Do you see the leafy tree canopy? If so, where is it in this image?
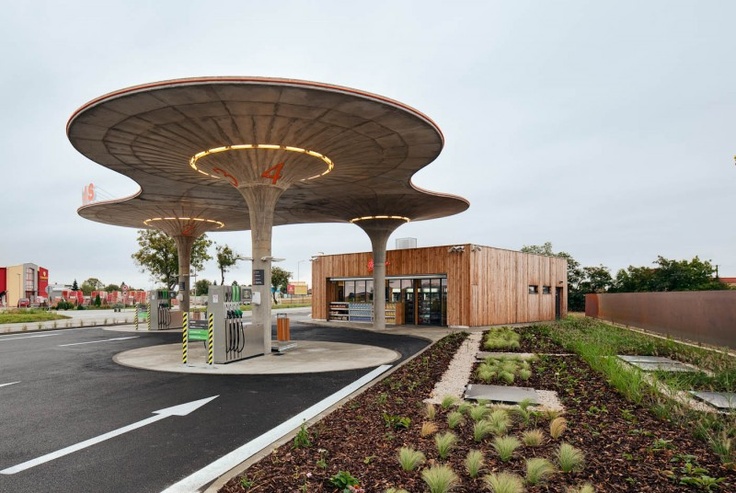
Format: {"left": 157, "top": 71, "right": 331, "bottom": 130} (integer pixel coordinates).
{"left": 71, "top": 279, "right": 79, "bottom": 291}
{"left": 195, "top": 279, "right": 212, "bottom": 296}
{"left": 131, "top": 230, "right": 213, "bottom": 291}
{"left": 215, "top": 244, "right": 244, "bottom": 285}
{"left": 271, "top": 266, "right": 292, "bottom": 304}
{"left": 80, "top": 277, "right": 104, "bottom": 295}
{"left": 104, "top": 284, "right": 120, "bottom": 293}
{"left": 611, "top": 256, "right": 726, "bottom": 292}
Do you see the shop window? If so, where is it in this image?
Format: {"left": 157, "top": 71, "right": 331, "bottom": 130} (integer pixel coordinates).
{"left": 542, "top": 286, "right": 551, "bottom": 294}
{"left": 528, "top": 285, "right": 539, "bottom": 294}
{"left": 345, "top": 281, "right": 356, "bottom": 301}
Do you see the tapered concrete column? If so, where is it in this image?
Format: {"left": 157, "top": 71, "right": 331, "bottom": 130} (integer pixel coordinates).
{"left": 238, "top": 185, "right": 284, "bottom": 354}
{"left": 354, "top": 218, "right": 409, "bottom": 330}
{"left": 173, "top": 235, "right": 195, "bottom": 314}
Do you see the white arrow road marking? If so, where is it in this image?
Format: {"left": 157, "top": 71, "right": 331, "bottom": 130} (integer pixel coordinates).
{"left": 0, "top": 382, "right": 20, "bottom": 388}
{"left": 161, "top": 365, "right": 393, "bottom": 493}
{"left": 59, "top": 336, "right": 140, "bottom": 347}
{"left": 0, "top": 395, "right": 218, "bottom": 475}
{"left": 0, "top": 333, "right": 58, "bottom": 342}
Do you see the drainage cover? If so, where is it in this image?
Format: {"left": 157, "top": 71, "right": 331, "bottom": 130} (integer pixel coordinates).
{"left": 464, "top": 384, "right": 538, "bottom": 404}
{"left": 618, "top": 355, "right": 697, "bottom": 372}
{"left": 690, "top": 391, "right": 736, "bottom": 410}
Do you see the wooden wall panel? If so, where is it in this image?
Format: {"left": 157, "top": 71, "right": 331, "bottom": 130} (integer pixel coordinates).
{"left": 313, "top": 244, "right": 567, "bottom": 327}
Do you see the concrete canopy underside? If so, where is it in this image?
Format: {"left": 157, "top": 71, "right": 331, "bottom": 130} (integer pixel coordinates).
{"left": 68, "top": 77, "right": 469, "bottom": 346}
{"left": 68, "top": 77, "right": 469, "bottom": 228}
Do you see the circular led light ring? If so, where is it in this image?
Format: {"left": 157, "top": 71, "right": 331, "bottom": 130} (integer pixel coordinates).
{"left": 189, "top": 144, "right": 334, "bottom": 182}
{"left": 349, "top": 215, "right": 411, "bottom": 223}
{"left": 143, "top": 217, "right": 225, "bottom": 229}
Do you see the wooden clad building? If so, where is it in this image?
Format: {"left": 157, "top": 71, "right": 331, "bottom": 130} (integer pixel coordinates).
{"left": 311, "top": 243, "right": 568, "bottom": 327}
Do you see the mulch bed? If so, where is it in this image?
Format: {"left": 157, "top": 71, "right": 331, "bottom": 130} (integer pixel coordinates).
{"left": 220, "top": 328, "right": 735, "bottom": 492}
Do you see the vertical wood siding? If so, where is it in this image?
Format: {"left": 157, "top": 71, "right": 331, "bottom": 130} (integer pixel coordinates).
{"left": 312, "top": 244, "right": 567, "bottom": 326}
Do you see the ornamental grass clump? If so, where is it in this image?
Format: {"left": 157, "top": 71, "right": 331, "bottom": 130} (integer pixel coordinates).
{"left": 492, "top": 435, "right": 521, "bottom": 462}
{"left": 483, "top": 327, "right": 521, "bottom": 350}
{"left": 473, "top": 419, "right": 495, "bottom": 442}
{"left": 397, "top": 446, "right": 426, "bottom": 472}
{"left": 421, "top": 421, "right": 439, "bottom": 437}
{"left": 521, "top": 429, "right": 545, "bottom": 447}
{"left": 421, "top": 464, "right": 460, "bottom": 493}
{"left": 447, "top": 411, "right": 465, "bottom": 429}
{"left": 435, "top": 431, "right": 458, "bottom": 460}
{"left": 525, "top": 457, "right": 556, "bottom": 485}
{"left": 440, "top": 395, "right": 458, "bottom": 410}
{"left": 425, "top": 402, "right": 437, "bottom": 420}
{"left": 488, "top": 409, "right": 512, "bottom": 436}
{"left": 464, "top": 449, "right": 484, "bottom": 478}
{"left": 483, "top": 471, "right": 525, "bottom": 493}
{"left": 550, "top": 416, "right": 568, "bottom": 439}
{"left": 556, "top": 442, "right": 585, "bottom": 473}
{"left": 469, "top": 404, "right": 489, "bottom": 422}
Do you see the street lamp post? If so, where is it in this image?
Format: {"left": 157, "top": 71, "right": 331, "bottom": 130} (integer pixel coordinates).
{"left": 297, "top": 260, "right": 308, "bottom": 282}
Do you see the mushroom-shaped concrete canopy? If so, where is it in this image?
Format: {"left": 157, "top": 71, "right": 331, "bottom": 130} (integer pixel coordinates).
{"left": 69, "top": 76, "right": 469, "bottom": 345}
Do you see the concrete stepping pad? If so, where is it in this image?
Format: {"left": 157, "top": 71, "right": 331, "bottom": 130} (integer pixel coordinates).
{"left": 464, "top": 384, "right": 539, "bottom": 404}
{"left": 618, "top": 355, "right": 698, "bottom": 372}
{"left": 690, "top": 391, "right": 736, "bottom": 410}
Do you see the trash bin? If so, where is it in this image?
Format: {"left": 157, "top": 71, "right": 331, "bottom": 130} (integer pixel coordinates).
{"left": 277, "top": 313, "right": 290, "bottom": 341}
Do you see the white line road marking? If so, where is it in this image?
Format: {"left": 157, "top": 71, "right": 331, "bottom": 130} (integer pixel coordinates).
{"left": 0, "top": 333, "right": 58, "bottom": 342}
{"left": 0, "top": 382, "right": 20, "bottom": 388}
{"left": 160, "top": 364, "right": 392, "bottom": 493}
{"left": 59, "top": 336, "right": 140, "bottom": 347}
{"left": 0, "top": 395, "right": 219, "bottom": 475}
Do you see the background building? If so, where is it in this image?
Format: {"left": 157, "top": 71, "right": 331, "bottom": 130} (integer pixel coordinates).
{"left": 0, "top": 263, "right": 49, "bottom": 307}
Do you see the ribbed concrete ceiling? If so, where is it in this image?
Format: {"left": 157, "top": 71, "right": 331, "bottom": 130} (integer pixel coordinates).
{"left": 69, "top": 77, "right": 469, "bottom": 231}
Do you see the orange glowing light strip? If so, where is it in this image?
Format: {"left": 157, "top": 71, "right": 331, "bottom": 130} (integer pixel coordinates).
{"left": 349, "top": 215, "right": 411, "bottom": 223}
{"left": 189, "top": 144, "right": 334, "bottom": 181}
{"left": 143, "top": 217, "right": 225, "bottom": 228}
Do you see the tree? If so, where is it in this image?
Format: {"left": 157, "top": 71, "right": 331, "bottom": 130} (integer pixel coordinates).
{"left": 104, "top": 284, "right": 120, "bottom": 293}
{"left": 215, "top": 244, "right": 243, "bottom": 285}
{"left": 94, "top": 293, "right": 101, "bottom": 307}
{"left": 271, "top": 266, "right": 292, "bottom": 304}
{"left": 71, "top": 279, "right": 79, "bottom": 291}
{"left": 80, "top": 277, "right": 104, "bottom": 296}
{"left": 611, "top": 256, "right": 727, "bottom": 292}
{"left": 195, "top": 279, "right": 212, "bottom": 296}
{"left": 131, "top": 230, "right": 213, "bottom": 290}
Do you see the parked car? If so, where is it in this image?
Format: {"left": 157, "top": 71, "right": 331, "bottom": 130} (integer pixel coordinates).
{"left": 17, "top": 298, "right": 30, "bottom": 307}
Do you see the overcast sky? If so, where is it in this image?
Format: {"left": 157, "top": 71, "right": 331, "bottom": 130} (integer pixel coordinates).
{"left": 1, "top": 0, "right": 734, "bottom": 290}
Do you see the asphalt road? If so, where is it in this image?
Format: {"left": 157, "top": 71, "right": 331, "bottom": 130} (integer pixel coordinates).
{"left": 0, "top": 320, "right": 428, "bottom": 493}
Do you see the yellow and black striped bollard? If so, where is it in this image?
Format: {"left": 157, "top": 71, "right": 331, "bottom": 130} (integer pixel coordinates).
{"left": 147, "top": 302, "right": 151, "bottom": 331}
{"left": 182, "top": 312, "right": 188, "bottom": 365}
{"left": 207, "top": 313, "right": 214, "bottom": 365}
{"left": 134, "top": 308, "right": 138, "bottom": 331}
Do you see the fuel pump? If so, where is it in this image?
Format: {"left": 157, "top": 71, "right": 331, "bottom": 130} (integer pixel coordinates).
{"left": 208, "top": 285, "right": 264, "bottom": 363}
{"left": 148, "top": 289, "right": 172, "bottom": 330}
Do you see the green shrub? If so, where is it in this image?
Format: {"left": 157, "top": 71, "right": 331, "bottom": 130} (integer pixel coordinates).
{"left": 329, "top": 470, "right": 360, "bottom": 489}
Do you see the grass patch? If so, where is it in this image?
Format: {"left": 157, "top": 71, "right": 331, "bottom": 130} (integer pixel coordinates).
{"left": 0, "top": 309, "right": 70, "bottom": 325}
